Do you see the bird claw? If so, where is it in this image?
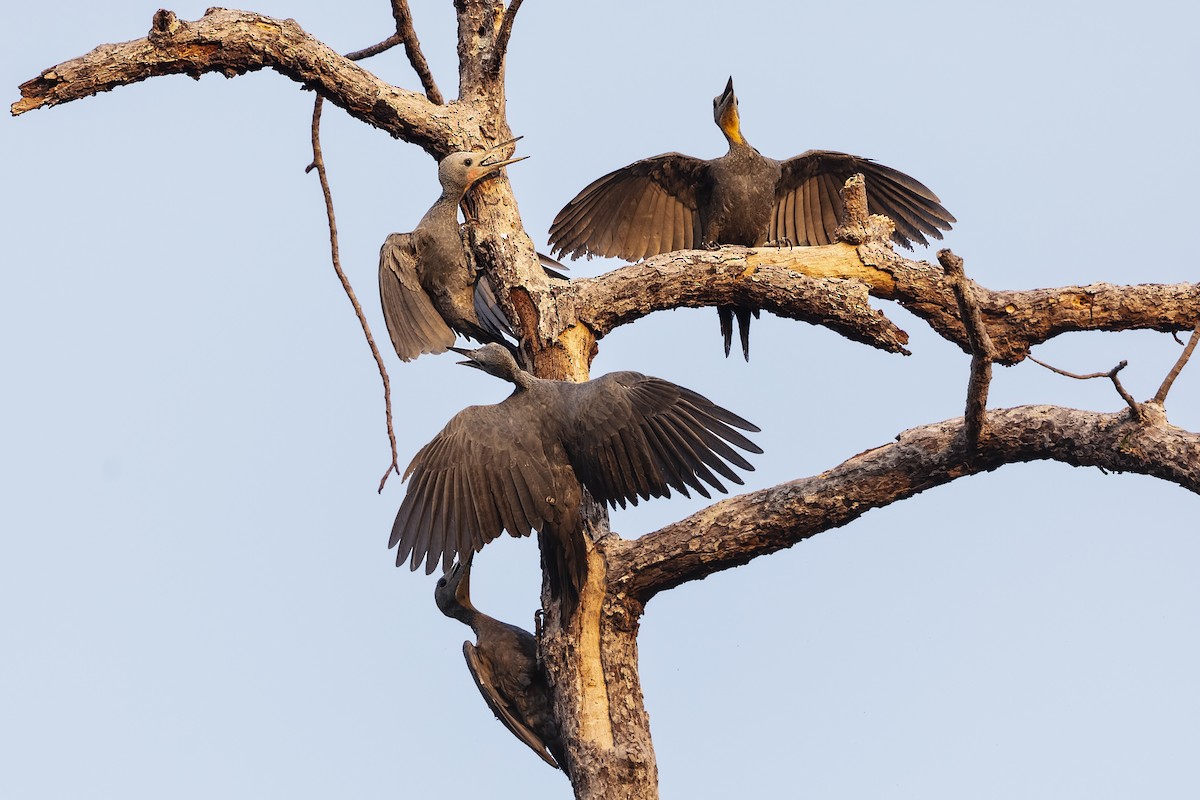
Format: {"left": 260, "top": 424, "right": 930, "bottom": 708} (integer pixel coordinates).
{"left": 702, "top": 240, "right": 723, "bottom": 251}
{"left": 765, "top": 237, "right": 793, "bottom": 249}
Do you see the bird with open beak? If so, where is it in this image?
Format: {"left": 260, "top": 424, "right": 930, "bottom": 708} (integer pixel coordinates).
{"left": 378, "top": 137, "right": 528, "bottom": 362}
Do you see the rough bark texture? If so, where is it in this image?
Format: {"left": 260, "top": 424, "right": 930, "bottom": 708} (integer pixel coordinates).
{"left": 14, "top": 7, "right": 1200, "bottom": 800}
{"left": 607, "top": 404, "right": 1200, "bottom": 603}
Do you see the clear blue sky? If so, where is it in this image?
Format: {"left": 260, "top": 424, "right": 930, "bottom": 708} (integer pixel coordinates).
{"left": 3, "top": 2, "right": 1198, "bottom": 798}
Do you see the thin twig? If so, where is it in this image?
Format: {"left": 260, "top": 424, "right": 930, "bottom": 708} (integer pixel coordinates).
{"left": 492, "top": 0, "right": 524, "bottom": 73}
{"left": 1026, "top": 355, "right": 1124, "bottom": 381}
{"left": 938, "top": 249, "right": 995, "bottom": 453}
{"left": 306, "top": 95, "right": 401, "bottom": 490}
{"left": 390, "top": 0, "right": 443, "bottom": 103}
{"left": 346, "top": 32, "right": 404, "bottom": 61}
{"left": 1027, "top": 355, "right": 1143, "bottom": 419}
{"left": 1152, "top": 322, "right": 1200, "bottom": 404}
{"left": 302, "top": 20, "right": 438, "bottom": 491}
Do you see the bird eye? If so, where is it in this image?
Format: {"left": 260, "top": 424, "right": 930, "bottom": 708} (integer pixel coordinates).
{"left": 436, "top": 577, "right": 447, "bottom": 587}
{"left": 463, "top": 158, "right": 473, "bottom": 166}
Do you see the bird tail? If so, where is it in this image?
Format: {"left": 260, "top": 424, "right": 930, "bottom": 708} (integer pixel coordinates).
{"left": 718, "top": 305, "right": 759, "bottom": 361}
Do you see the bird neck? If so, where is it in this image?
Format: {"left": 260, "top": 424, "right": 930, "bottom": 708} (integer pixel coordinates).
{"left": 510, "top": 370, "right": 538, "bottom": 391}
{"left": 448, "top": 599, "right": 480, "bottom": 628}
{"left": 718, "top": 106, "right": 748, "bottom": 148}
{"left": 431, "top": 192, "right": 463, "bottom": 218}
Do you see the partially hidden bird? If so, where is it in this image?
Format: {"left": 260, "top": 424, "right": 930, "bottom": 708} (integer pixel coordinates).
{"left": 547, "top": 77, "right": 956, "bottom": 360}
{"left": 378, "top": 138, "right": 528, "bottom": 362}
{"left": 389, "top": 343, "right": 762, "bottom": 599}
{"left": 436, "top": 555, "right": 565, "bottom": 770}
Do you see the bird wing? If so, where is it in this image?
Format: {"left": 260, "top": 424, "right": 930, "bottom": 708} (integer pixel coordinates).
{"left": 472, "top": 274, "right": 516, "bottom": 343}
{"left": 560, "top": 374, "right": 763, "bottom": 509}
{"left": 378, "top": 232, "right": 456, "bottom": 361}
{"left": 390, "top": 402, "right": 556, "bottom": 575}
{"left": 771, "top": 150, "right": 956, "bottom": 249}
{"left": 548, "top": 153, "right": 708, "bottom": 262}
{"left": 462, "top": 642, "right": 560, "bottom": 769}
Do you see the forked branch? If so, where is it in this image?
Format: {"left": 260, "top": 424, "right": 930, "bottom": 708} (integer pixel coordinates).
{"left": 1027, "top": 355, "right": 1142, "bottom": 419}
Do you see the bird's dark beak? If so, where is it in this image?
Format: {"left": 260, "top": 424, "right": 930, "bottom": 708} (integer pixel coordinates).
{"left": 457, "top": 554, "right": 473, "bottom": 597}
{"left": 479, "top": 135, "right": 529, "bottom": 170}
{"left": 450, "top": 346, "right": 484, "bottom": 369}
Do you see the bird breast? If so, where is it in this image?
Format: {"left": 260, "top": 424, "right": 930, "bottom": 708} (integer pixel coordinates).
{"left": 703, "top": 149, "right": 782, "bottom": 246}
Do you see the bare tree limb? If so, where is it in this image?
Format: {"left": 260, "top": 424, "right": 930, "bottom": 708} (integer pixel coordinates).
{"left": 939, "top": 249, "right": 995, "bottom": 451}
{"left": 1026, "top": 356, "right": 1142, "bottom": 418}
{"left": 871, "top": 244, "right": 1200, "bottom": 363}
{"left": 1153, "top": 322, "right": 1200, "bottom": 405}
{"left": 492, "top": 0, "right": 524, "bottom": 73}
{"left": 345, "top": 33, "right": 405, "bottom": 62}
{"left": 389, "top": 0, "right": 444, "bottom": 103}
{"left": 567, "top": 242, "right": 1200, "bottom": 366}
{"left": 611, "top": 404, "right": 1200, "bottom": 603}
{"left": 11, "top": 9, "right": 463, "bottom": 154}
{"left": 569, "top": 246, "right": 911, "bottom": 355}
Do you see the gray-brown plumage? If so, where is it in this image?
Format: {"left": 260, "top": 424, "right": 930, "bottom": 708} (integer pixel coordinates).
{"left": 389, "top": 343, "right": 762, "bottom": 597}
{"left": 435, "top": 556, "right": 565, "bottom": 770}
{"left": 548, "top": 77, "right": 956, "bottom": 360}
{"left": 378, "top": 139, "right": 527, "bottom": 362}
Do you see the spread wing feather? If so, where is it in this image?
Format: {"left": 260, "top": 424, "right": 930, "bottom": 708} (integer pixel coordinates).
{"left": 378, "top": 233, "right": 456, "bottom": 362}
{"left": 771, "top": 150, "right": 956, "bottom": 250}
{"left": 548, "top": 154, "right": 708, "bottom": 262}
{"left": 560, "top": 373, "right": 760, "bottom": 509}
{"left": 390, "top": 403, "right": 556, "bottom": 574}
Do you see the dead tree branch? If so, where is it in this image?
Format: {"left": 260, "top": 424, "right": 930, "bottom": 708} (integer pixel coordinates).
{"left": 939, "top": 249, "right": 996, "bottom": 450}
{"left": 1026, "top": 356, "right": 1142, "bottom": 418}
{"left": 570, "top": 247, "right": 911, "bottom": 354}
{"left": 568, "top": 243, "right": 1199, "bottom": 365}
{"left": 389, "top": 0, "right": 443, "bottom": 103}
{"left": 12, "top": 8, "right": 460, "bottom": 154}
{"left": 1153, "top": 322, "right": 1200, "bottom": 405}
{"left": 492, "top": 0, "right": 525, "bottom": 74}
{"left": 610, "top": 404, "right": 1200, "bottom": 603}
{"left": 305, "top": 96, "right": 400, "bottom": 490}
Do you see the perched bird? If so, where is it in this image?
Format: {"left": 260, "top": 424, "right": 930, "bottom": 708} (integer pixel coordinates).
{"left": 378, "top": 138, "right": 528, "bottom": 362}
{"left": 548, "top": 77, "right": 956, "bottom": 360}
{"left": 389, "top": 343, "right": 762, "bottom": 598}
{"left": 435, "top": 555, "right": 565, "bottom": 769}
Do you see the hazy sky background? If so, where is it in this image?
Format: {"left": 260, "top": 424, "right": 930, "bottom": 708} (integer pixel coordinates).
{"left": 4, "top": 2, "right": 1198, "bottom": 798}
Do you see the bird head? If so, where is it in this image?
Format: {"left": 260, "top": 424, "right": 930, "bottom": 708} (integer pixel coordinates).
{"left": 450, "top": 343, "right": 523, "bottom": 381}
{"left": 438, "top": 136, "right": 529, "bottom": 196}
{"left": 712, "top": 77, "right": 745, "bottom": 145}
{"left": 434, "top": 555, "right": 476, "bottom": 620}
